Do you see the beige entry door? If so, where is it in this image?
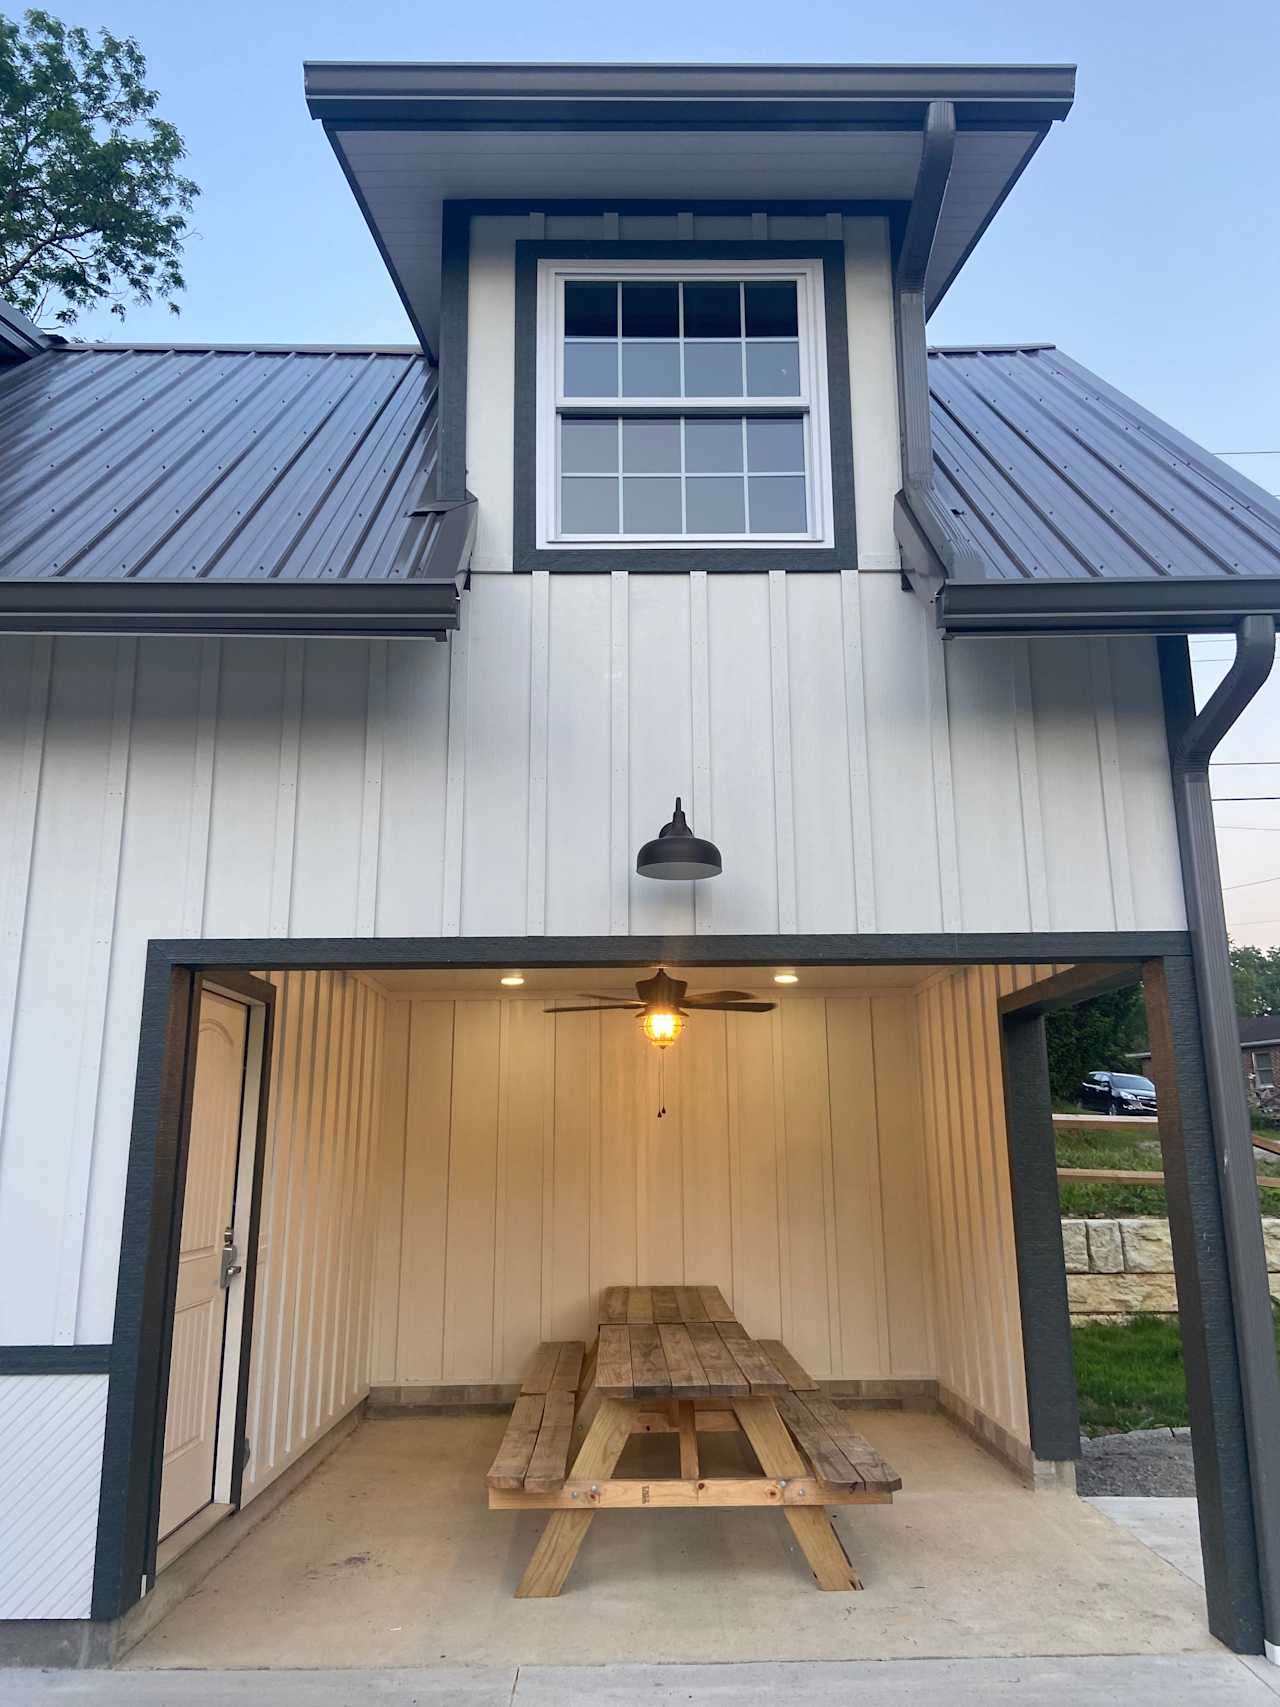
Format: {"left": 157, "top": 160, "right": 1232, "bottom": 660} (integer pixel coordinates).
{"left": 158, "top": 991, "right": 251, "bottom": 1541}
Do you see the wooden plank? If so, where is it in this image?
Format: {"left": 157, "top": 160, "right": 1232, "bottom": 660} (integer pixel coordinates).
{"left": 490, "top": 1478, "right": 895, "bottom": 1510}
{"left": 1057, "top": 1165, "right": 1280, "bottom": 1190}
{"left": 757, "top": 1339, "right": 819, "bottom": 1392}
{"left": 629, "top": 1407, "right": 739, "bottom": 1434}
{"left": 733, "top": 1397, "right": 861, "bottom": 1590}
{"left": 677, "top": 1400, "right": 699, "bottom": 1479}
{"left": 486, "top": 1394, "right": 545, "bottom": 1490}
{"left": 628, "top": 1322, "right": 672, "bottom": 1397}
{"left": 716, "top": 1324, "right": 789, "bottom": 1395}
{"left": 687, "top": 1321, "right": 750, "bottom": 1395}
{"left": 675, "top": 1286, "right": 708, "bottom": 1322}
{"left": 657, "top": 1323, "right": 710, "bottom": 1398}
{"left": 599, "top": 1286, "right": 628, "bottom": 1325}
{"left": 520, "top": 1343, "right": 560, "bottom": 1396}
{"left": 626, "top": 1285, "right": 654, "bottom": 1323}
{"left": 524, "top": 1388, "right": 577, "bottom": 1492}
{"left": 795, "top": 1393, "right": 902, "bottom": 1491}
{"left": 698, "top": 1284, "right": 735, "bottom": 1322}
{"left": 551, "top": 1341, "right": 585, "bottom": 1392}
{"left": 652, "top": 1284, "right": 681, "bottom": 1322}
{"left": 775, "top": 1391, "right": 861, "bottom": 1488}
{"left": 514, "top": 1398, "right": 634, "bottom": 1597}
{"left": 594, "top": 1324, "right": 635, "bottom": 1397}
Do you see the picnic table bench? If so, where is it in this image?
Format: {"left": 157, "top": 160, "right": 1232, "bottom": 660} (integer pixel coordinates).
{"left": 487, "top": 1284, "right": 901, "bottom": 1597}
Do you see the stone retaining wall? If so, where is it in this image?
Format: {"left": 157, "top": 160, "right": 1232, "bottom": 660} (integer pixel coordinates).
{"left": 1062, "top": 1217, "right": 1280, "bottom": 1318}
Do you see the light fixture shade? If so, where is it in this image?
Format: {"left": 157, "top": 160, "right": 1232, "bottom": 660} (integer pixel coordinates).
{"left": 641, "top": 1009, "right": 684, "bottom": 1047}
{"left": 636, "top": 797, "right": 722, "bottom": 881}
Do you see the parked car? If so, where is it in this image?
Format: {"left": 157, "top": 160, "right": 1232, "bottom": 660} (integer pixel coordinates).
{"left": 1078, "top": 1071, "right": 1158, "bottom": 1116}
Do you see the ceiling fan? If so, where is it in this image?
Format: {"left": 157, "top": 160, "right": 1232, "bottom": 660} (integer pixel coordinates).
{"left": 545, "top": 967, "right": 775, "bottom": 1046}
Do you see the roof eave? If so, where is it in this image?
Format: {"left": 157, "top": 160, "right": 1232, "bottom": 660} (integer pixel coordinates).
{"left": 936, "top": 577, "right": 1280, "bottom": 638}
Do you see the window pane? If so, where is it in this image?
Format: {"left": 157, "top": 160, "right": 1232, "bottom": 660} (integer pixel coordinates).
{"left": 622, "top": 282, "right": 678, "bottom": 338}
{"left": 684, "top": 342, "right": 743, "bottom": 397}
{"left": 561, "top": 417, "right": 618, "bottom": 474}
{"left": 623, "top": 476, "right": 682, "bottom": 533}
{"left": 746, "top": 417, "right": 805, "bottom": 473}
{"left": 564, "top": 281, "right": 617, "bottom": 337}
{"left": 564, "top": 341, "right": 618, "bottom": 397}
{"left": 686, "top": 476, "right": 746, "bottom": 534}
{"left": 748, "top": 475, "right": 807, "bottom": 533}
{"left": 746, "top": 341, "right": 801, "bottom": 396}
{"left": 685, "top": 418, "right": 743, "bottom": 473}
{"left": 621, "top": 341, "right": 680, "bottom": 397}
{"left": 623, "top": 417, "right": 680, "bottom": 473}
{"left": 561, "top": 477, "right": 619, "bottom": 533}
{"left": 744, "top": 281, "right": 799, "bottom": 338}
{"left": 683, "top": 282, "right": 741, "bottom": 338}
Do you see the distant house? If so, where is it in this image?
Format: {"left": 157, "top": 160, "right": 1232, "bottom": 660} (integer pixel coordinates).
{"left": 1133, "top": 1014, "right": 1280, "bottom": 1095}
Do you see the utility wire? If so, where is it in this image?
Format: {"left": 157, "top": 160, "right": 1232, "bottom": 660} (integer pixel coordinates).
{"left": 1225, "top": 875, "right": 1280, "bottom": 891}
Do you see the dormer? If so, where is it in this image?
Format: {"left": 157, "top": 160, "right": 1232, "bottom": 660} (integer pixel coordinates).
{"left": 305, "top": 62, "right": 1075, "bottom": 579}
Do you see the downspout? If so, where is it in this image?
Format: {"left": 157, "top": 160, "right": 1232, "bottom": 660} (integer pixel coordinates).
{"left": 892, "top": 102, "right": 987, "bottom": 592}
{"left": 1166, "top": 612, "right": 1280, "bottom": 1660}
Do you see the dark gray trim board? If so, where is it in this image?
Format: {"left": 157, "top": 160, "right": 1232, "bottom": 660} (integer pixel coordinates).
{"left": 936, "top": 577, "right": 1280, "bottom": 637}
{"left": 0, "top": 1345, "right": 111, "bottom": 1374}
{"left": 435, "top": 203, "right": 471, "bottom": 493}
{"left": 512, "top": 239, "right": 856, "bottom": 572}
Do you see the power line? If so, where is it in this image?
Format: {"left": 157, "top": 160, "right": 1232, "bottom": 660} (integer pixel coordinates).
{"left": 1224, "top": 876, "right": 1280, "bottom": 891}
{"left": 1212, "top": 760, "right": 1280, "bottom": 766}
{"left": 1216, "top": 825, "right": 1280, "bottom": 832}
{"left": 1212, "top": 450, "right": 1280, "bottom": 456}
{"left": 1214, "top": 796, "right": 1280, "bottom": 802}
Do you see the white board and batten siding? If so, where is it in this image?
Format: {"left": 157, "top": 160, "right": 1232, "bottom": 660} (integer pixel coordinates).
{"left": 368, "top": 990, "right": 933, "bottom": 1389}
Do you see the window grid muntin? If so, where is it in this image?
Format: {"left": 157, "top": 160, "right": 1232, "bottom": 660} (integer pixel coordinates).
{"left": 540, "top": 257, "right": 833, "bottom": 551}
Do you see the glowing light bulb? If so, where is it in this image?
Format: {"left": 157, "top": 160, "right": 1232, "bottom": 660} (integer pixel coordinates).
{"left": 773, "top": 972, "right": 799, "bottom": 985}
{"left": 642, "top": 1009, "right": 684, "bottom": 1048}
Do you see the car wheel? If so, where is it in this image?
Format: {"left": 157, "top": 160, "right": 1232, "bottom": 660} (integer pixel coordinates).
{"left": 1108, "top": 1098, "right": 1122, "bottom": 1117}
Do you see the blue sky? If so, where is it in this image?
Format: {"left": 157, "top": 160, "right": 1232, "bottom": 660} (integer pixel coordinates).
{"left": 48, "top": 0, "right": 1280, "bottom": 944}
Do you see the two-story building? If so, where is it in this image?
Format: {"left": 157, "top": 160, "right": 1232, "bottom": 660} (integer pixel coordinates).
{"left": 3, "top": 59, "right": 1280, "bottom": 1674}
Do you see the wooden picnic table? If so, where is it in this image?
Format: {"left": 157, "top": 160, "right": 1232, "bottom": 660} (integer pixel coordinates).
{"left": 487, "top": 1284, "right": 901, "bottom": 1598}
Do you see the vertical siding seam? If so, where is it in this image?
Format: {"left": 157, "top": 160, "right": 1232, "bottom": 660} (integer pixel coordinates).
{"left": 441, "top": 626, "right": 469, "bottom": 936}
{"left": 180, "top": 637, "right": 220, "bottom": 938}
{"left": 1010, "top": 640, "right": 1051, "bottom": 932}
{"left": 539, "top": 1007, "right": 556, "bottom": 1342}
{"left": 609, "top": 572, "right": 630, "bottom": 935}
{"left": 0, "top": 635, "right": 51, "bottom": 1178}
{"left": 839, "top": 571, "right": 878, "bottom": 931}
{"left": 926, "top": 631, "right": 963, "bottom": 931}
{"left": 768, "top": 572, "right": 798, "bottom": 932}
{"left": 356, "top": 641, "right": 387, "bottom": 936}
{"left": 268, "top": 640, "right": 304, "bottom": 938}
{"left": 724, "top": 1017, "right": 744, "bottom": 1315}
{"left": 817, "top": 999, "right": 844, "bottom": 1378}
{"left": 492, "top": 1001, "right": 511, "bottom": 1383}
{"left": 978, "top": 964, "right": 1025, "bottom": 1433}
{"left": 863, "top": 999, "right": 894, "bottom": 1374}
{"left": 525, "top": 571, "right": 550, "bottom": 935}
{"left": 437, "top": 1003, "right": 457, "bottom": 1377}
{"left": 1091, "top": 638, "right": 1136, "bottom": 930}
{"left": 689, "top": 571, "right": 714, "bottom": 935}
{"left": 56, "top": 636, "right": 135, "bottom": 1342}
{"left": 770, "top": 1006, "right": 794, "bottom": 1347}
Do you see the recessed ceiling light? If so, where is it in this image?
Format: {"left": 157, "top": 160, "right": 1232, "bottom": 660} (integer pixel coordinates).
{"left": 773, "top": 972, "right": 799, "bottom": 985}
{"left": 500, "top": 974, "right": 526, "bottom": 987}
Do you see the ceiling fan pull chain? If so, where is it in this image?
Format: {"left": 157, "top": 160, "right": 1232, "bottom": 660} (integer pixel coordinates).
{"left": 657, "top": 1052, "right": 667, "bottom": 1120}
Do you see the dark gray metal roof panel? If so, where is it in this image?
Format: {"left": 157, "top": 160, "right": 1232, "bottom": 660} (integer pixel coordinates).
{"left": 0, "top": 297, "right": 50, "bottom": 365}
{"left": 928, "top": 345, "right": 1280, "bottom": 586}
{"left": 0, "top": 343, "right": 454, "bottom": 588}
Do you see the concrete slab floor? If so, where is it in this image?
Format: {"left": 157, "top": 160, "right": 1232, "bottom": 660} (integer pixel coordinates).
{"left": 122, "top": 1408, "right": 1220, "bottom": 1670}
{"left": 1087, "top": 1498, "right": 1206, "bottom": 1588}
{"left": 6, "top": 1656, "right": 1280, "bottom": 1705}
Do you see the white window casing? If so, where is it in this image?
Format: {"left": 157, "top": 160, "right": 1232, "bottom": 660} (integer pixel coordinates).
{"left": 535, "top": 257, "right": 836, "bottom": 552}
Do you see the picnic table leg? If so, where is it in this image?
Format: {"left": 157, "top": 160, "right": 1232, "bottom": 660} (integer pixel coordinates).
{"left": 515, "top": 1397, "right": 633, "bottom": 1599}
{"left": 732, "top": 1396, "right": 861, "bottom": 1591}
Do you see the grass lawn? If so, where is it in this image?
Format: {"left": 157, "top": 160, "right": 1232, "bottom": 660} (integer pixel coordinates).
{"left": 1073, "top": 1309, "right": 1280, "bottom": 1435}
{"left": 1055, "top": 1121, "right": 1280, "bottom": 1218}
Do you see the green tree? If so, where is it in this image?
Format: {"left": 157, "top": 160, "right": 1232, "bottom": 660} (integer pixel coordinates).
{"left": 0, "top": 9, "right": 198, "bottom": 324}
{"left": 1045, "top": 985, "right": 1147, "bottom": 1105}
{"left": 1230, "top": 942, "right": 1280, "bottom": 1018}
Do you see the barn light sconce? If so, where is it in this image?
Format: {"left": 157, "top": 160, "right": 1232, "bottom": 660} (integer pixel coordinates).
{"left": 636, "top": 797, "right": 722, "bottom": 881}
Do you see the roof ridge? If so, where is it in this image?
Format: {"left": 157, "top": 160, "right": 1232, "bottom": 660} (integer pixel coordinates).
{"left": 49, "top": 341, "right": 427, "bottom": 356}
{"left": 927, "top": 342, "right": 1056, "bottom": 355}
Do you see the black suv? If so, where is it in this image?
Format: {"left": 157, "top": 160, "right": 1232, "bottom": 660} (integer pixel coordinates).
{"left": 1078, "top": 1070, "right": 1158, "bottom": 1116}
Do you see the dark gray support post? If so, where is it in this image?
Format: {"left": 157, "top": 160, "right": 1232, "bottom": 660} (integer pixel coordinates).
{"left": 1144, "top": 955, "right": 1265, "bottom": 1653}
{"left": 999, "top": 1009, "right": 1081, "bottom": 1461}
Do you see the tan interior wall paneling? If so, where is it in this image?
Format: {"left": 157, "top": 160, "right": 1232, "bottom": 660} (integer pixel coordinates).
{"left": 916, "top": 966, "right": 1030, "bottom": 1446}
{"left": 243, "top": 970, "right": 385, "bottom": 1500}
{"left": 373, "top": 990, "right": 939, "bottom": 1386}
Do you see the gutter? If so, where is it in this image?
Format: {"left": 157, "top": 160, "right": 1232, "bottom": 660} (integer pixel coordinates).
{"left": 937, "top": 576, "right": 1280, "bottom": 636}
{"left": 1162, "top": 615, "right": 1280, "bottom": 1661}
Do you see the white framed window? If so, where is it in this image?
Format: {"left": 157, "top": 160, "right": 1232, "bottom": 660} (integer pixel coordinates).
{"left": 1253, "top": 1050, "right": 1275, "bottom": 1089}
{"left": 534, "top": 257, "right": 836, "bottom": 551}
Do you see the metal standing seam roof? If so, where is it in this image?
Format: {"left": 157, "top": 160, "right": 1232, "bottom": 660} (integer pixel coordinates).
{"left": 927, "top": 344, "right": 1280, "bottom": 584}
{"left": 0, "top": 341, "right": 471, "bottom": 635}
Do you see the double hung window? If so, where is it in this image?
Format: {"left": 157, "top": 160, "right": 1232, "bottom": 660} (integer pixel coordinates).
{"left": 536, "top": 258, "right": 834, "bottom": 550}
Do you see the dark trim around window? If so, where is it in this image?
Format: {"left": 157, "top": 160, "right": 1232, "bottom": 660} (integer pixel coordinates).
{"left": 512, "top": 240, "right": 856, "bottom": 572}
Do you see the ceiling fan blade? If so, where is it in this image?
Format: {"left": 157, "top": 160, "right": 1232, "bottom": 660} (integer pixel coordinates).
{"left": 689, "top": 1000, "right": 777, "bottom": 1013}
{"left": 544, "top": 1002, "right": 642, "bottom": 1013}
{"left": 684, "top": 990, "right": 757, "bottom": 1005}
{"left": 580, "top": 993, "right": 646, "bottom": 1004}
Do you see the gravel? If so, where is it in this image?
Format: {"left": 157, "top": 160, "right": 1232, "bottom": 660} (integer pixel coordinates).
{"left": 1075, "top": 1427, "right": 1198, "bottom": 1497}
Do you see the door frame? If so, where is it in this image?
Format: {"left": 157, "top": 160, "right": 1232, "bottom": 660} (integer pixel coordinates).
{"left": 133, "top": 969, "right": 275, "bottom": 1594}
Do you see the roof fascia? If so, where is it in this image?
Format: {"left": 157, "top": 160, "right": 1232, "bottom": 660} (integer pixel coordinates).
{"left": 0, "top": 297, "right": 50, "bottom": 363}
{"left": 936, "top": 577, "right": 1280, "bottom": 637}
